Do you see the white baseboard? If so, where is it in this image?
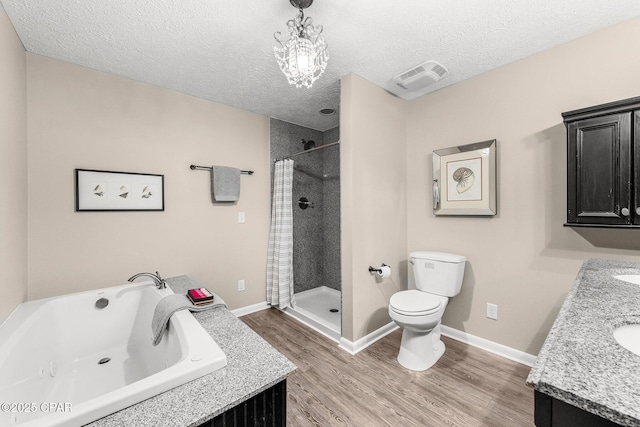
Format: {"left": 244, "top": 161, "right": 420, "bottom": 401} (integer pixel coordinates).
{"left": 338, "top": 323, "right": 536, "bottom": 366}
{"left": 229, "top": 301, "right": 538, "bottom": 367}
{"left": 339, "top": 322, "right": 399, "bottom": 355}
{"left": 441, "top": 325, "right": 537, "bottom": 367}
{"left": 231, "top": 301, "right": 269, "bottom": 318}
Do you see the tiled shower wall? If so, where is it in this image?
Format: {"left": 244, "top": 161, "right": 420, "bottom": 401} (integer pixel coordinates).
{"left": 270, "top": 118, "right": 341, "bottom": 293}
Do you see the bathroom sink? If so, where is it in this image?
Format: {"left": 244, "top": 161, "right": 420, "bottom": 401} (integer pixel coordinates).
{"left": 614, "top": 275, "right": 640, "bottom": 285}
{"left": 613, "top": 324, "right": 640, "bottom": 356}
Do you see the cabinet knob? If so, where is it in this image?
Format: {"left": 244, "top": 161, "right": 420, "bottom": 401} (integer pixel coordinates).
{"left": 636, "top": 207, "right": 640, "bottom": 216}
{"left": 622, "top": 207, "right": 630, "bottom": 217}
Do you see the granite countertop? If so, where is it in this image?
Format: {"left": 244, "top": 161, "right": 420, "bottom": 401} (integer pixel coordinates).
{"left": 527, "top": 259, "right": 640, "bottom": 426}
{"left": 85, "top": 275, "right": 296, "bottom": 427}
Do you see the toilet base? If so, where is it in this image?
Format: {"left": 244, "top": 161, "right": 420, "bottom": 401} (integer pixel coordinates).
{"left": 397, "top": 324, "right": 445, "bottom": 371}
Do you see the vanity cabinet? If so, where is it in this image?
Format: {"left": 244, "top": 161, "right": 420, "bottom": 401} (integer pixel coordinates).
{"left": 535, "top": 391, "right": 622, "bottom": 427}
{"left": 563, "top": 96, "right": 640, "bottom": 228}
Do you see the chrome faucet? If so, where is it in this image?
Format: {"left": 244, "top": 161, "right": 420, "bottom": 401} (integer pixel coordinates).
{"left": 128, "top": 271, "right": 166, "bottom": 289}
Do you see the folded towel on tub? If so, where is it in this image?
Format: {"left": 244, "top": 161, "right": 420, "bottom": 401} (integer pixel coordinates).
{"left": 211, "top": 166, "right": 241, "bottom": 202}
{"left": 152, "top": 293, "right": 227, "bottom": 345}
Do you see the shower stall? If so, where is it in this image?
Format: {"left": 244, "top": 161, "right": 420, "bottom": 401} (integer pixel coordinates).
{"left": 270, "top": 119, "right": 341, "bottom": 341}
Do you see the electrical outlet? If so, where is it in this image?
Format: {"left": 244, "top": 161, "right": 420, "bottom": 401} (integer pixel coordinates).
{"left": 238, "top": 279, "right": 245, "bottom": 292}
{"left": 486, "top": 303, "right": 498, "bottom": 320}
{"left": 238, "top": 212, "right": 245, "bottom": 223}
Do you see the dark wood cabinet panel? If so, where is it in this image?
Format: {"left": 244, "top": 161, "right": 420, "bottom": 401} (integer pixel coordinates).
{"left": 567, "top": 113, "right": 631, "bottom": 225}
{"left": 634, "top": 110, "right": 640, "bottom": 225}
{"left": 534, "top": 391, "right": 622, "bottom": 427}
{"left": 563, "top": 97, "right": 640, "bottom": 228}
{"left": 198, "top": 380, "right": 287, "bottom": 427}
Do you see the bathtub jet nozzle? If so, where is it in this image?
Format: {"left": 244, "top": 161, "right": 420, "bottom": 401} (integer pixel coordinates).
{"left": 95, "top": 298, "right": 109, "bottom": 309}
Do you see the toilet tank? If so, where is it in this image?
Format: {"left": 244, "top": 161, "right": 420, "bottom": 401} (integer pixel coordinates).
{"left": 410, "top": 251, "right": 466, "bottom": 297}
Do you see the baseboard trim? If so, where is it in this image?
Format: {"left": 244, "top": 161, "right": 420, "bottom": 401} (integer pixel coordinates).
{"left": 441, "top": 325, "right": 537, "bottom": 367}
{"left": 339, "top": 322, "right": 399, "bottom": 355}
{"left": 231, "top": 301, "right": 269, "bottom": 318}
{"left": 230, "top": 302, "right": 538, "bottom": 367}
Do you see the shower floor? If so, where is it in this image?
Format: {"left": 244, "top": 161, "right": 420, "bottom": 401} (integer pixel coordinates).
{"left": 284, "top": 286, "right": 341, "bottom": 342}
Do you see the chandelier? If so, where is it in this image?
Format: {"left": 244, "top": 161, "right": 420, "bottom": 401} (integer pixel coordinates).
{"left": 273, "top": 0, "right": 329, "bottom": 88}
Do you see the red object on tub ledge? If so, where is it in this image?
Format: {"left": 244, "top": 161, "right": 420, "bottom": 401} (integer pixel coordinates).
{"left": 187, "top": 287, "right": 214, "bottom": 305}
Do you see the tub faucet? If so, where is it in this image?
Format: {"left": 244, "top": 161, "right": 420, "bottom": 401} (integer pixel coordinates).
{"left": 128, "top": 271, "right": 166, "bottom": 289}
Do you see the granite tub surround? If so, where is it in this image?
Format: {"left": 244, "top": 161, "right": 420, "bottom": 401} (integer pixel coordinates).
{"left": 86, "top": 275, "right": 296, "bottom": 427}
{"left": 527, "top": 259, "right": 640, "bottom": 426}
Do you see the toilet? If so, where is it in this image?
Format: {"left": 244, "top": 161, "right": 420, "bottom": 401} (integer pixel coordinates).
{"left": 388, "top": 251, "right": 466, "bottom": 371}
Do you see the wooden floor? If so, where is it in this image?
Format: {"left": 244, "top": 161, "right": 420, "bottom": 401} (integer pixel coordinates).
{"left": 241, "top": 308, "right": 535, "bottom": 427}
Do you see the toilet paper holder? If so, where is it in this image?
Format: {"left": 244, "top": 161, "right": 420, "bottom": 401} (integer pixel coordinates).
{"left": 368, "top": 264, "right": 389, "bottom": 274}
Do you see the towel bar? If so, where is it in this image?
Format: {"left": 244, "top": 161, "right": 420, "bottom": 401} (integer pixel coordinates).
{"left": 190, "top": 165, "right": 254, "bottom": 175}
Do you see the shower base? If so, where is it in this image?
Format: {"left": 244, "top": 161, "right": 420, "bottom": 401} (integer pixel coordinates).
{"left": 283, "top": 286, "right": 341, "bottom": 342}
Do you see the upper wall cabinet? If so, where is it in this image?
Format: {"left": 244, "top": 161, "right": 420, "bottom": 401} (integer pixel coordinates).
{"left": 563, "top": 96, "right": 640, "bottom": 228}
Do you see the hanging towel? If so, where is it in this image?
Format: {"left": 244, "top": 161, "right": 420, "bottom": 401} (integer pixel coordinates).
{"left": 151, "top": 293, "right": 227, "bottom": 345}
{"left": 211, "top": 166, "right": 241, "bottom": 202}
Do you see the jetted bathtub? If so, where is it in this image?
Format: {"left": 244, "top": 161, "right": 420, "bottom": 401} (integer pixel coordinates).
{"left": 0, "top": 280, "right": 227, "bottom": 426}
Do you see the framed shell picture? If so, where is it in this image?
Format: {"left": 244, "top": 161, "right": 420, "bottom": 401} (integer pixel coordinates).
{"left": 75, "top": 169, "right": 164, "bottom": 212}
{"left": 432, "top": 140, "right": 496, "bottom": 216}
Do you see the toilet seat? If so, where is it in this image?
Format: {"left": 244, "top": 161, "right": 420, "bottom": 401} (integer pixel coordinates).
{"left": 389, "top": 290, "right": 444, "bottom": 316}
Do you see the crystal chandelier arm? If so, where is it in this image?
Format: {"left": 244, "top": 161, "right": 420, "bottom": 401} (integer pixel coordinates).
{"left": 273, "top": 31, "right": 285, "bottom": 46}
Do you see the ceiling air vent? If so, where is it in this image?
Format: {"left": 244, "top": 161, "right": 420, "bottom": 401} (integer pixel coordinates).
{"left": 392, "top": 61, "right": 449, "bottom": 91}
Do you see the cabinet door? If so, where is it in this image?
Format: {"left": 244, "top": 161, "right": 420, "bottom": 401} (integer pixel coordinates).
{"left": 634, "top": 111, "right": 640, "bottom": 225}
{"left": 567, "top": 112, "right": 631, "bottom": 225}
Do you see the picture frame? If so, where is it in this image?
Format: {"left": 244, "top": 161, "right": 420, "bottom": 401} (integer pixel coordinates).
{"left": 75, "top": 169, "right": 164, "bottom": 212}
{"left": 432, "top": 140, "right": 496, "bottom": 216}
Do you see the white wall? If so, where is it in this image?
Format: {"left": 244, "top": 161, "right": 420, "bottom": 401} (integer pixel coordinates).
{"left": 0, "top": 5, "right": 27, "bottom": 320}
{"left": 407, "top": 18, "right": 640, "bottom": 354}
{"left": 27, "top": 54, "right": 271, "bottom": 309}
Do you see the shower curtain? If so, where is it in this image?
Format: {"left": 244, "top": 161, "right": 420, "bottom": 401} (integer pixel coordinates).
{"left": 266, "top": 159, "right": 295, "bottom": 309}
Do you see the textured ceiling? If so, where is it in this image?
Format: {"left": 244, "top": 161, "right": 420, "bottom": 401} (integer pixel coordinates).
{"left": 2, "top": 1, "right": 640, "bottom": 131}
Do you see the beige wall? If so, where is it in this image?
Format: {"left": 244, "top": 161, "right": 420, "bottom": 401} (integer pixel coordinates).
{"left": 341, "top": 74, "right": 408, "bottom": 342}
{"left": 0, "top": 6, "right": 27, "bottom": 320}
{"left": 27, "top": 54, "right": 271, "bottom": 309}
{"left": 407, "top": 18, "right": 640, "bottom": 354}
{"left": 8, "top": 13, "right": 640, "bottom": 356}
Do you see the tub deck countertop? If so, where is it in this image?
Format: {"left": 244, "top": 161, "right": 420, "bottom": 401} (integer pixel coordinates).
{"left": 85, "top": 275, "right": 297, "bottom": 427}
{"left": 527, "top": 259, "right": 640, "bottom": 426}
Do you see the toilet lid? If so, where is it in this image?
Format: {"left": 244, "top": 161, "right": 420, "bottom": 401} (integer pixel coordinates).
{"left": 390, "top": 290, "right": 443, "bottom": 316}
